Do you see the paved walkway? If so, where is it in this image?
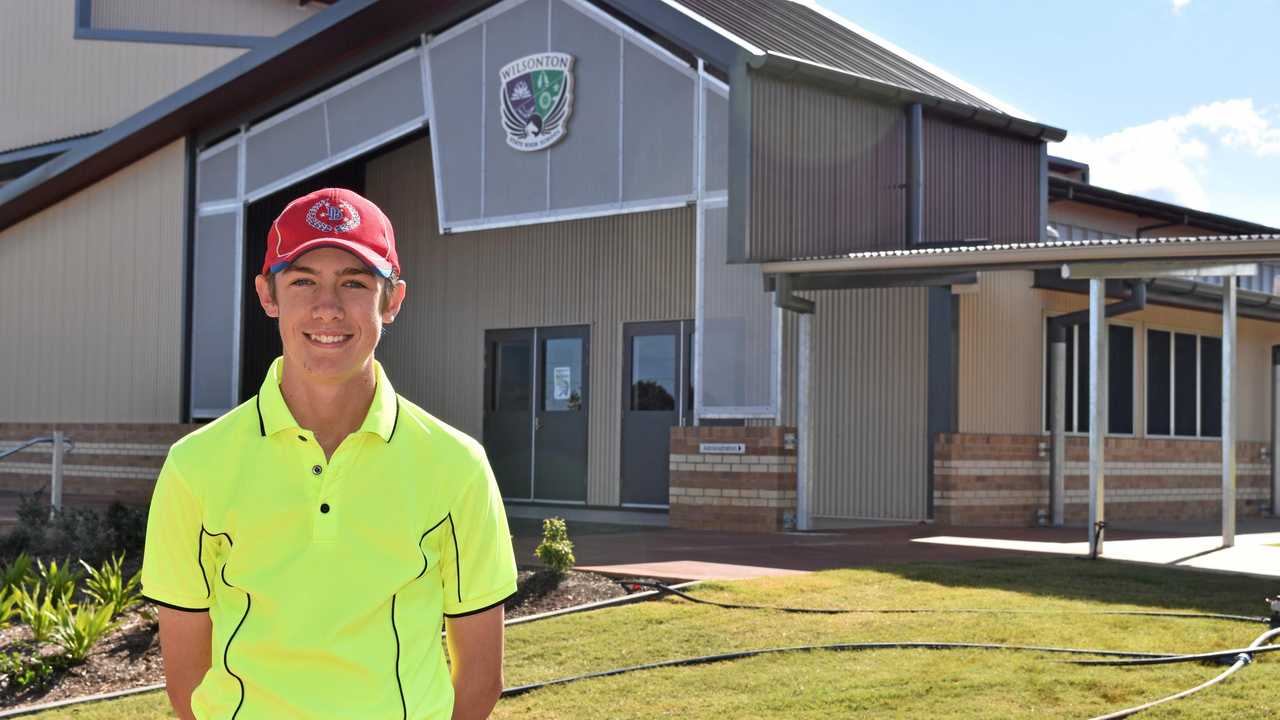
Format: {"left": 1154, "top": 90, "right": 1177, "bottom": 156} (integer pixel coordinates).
{"left": 509, "top": 515, "right": 1280, "bottom": 581}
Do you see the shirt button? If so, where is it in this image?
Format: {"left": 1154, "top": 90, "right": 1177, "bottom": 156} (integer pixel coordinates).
{"left": 311, "top": 464, "right": 322, "bottom": 475}
{"left": 298, "top": 435, "right": 307, "bottom": 442}
{"left": 320, "top": 503, "right": 330, "bottom": 513}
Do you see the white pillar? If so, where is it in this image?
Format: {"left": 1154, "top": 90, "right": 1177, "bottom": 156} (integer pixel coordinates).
{"left": 50, "top": 431, "right": 65, "bottom": 520}
{"left": 1088, "top": 279, "right": 1106, "bottom": 557}
{"left": 797, "top": 313, "right": 812, "bottom": 531}
{"left": 1223, "top": 277, "right": 1237, "bottom": 547}
{"left": 1052, "top": 337, "right": 1067, "bottom": 526}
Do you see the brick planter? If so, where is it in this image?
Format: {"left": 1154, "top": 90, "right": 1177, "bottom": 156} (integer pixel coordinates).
{"left": 668, "top": 426, "right": 797, "bottom": 533}
{"left": 933, "top": 433, "right": 1272, "bottom": 527}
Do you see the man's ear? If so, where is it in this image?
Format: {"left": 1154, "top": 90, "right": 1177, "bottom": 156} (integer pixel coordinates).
{"left": 382, "top": 279, "right": 407, "bottom": 324}
{"left": 254, "top": 274, "right": 279, "bottom": 318}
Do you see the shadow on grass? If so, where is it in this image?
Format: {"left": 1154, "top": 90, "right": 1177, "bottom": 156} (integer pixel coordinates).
{"left": 868, "top": 556, "right": 1279, "bottom": 617}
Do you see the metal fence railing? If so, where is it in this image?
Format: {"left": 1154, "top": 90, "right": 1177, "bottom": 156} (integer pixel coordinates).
{"left": 0, "top": 432, "right": 75, "bottom": 520}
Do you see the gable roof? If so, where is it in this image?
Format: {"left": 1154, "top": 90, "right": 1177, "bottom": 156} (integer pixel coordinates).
{"left": 0, "top": 0, "right": 1063, "bottom": 233}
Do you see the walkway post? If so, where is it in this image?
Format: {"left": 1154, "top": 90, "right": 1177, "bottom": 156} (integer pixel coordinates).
{"left": 1088, "top": 279, "right": 1106, "bottom": 557}
{"left": 50, "top": 430, "right": 64, "bottom": 520}
{"left": 1223, "top": 277, "right": 1237, "bottom": 547}
{"left": 1051, "top": 326, "right": 1067, "bottom": 526}
{"left": 797, "top": 312, "right": 812, "bottom": 531}
{"left": 1272, "top": 345, "right": 1280, "bottom": 517}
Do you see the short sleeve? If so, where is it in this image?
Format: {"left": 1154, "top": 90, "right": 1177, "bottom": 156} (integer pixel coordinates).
{"left": 439, "top": 452, "right": 518, "bottom": 617}
{"left": 140, "top": 455, "right": 210, "bottom": 612}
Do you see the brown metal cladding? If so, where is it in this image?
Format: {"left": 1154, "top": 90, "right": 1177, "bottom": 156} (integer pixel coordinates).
{"left": 748, "top": 73, "right": 906, "bottom": 262}
{"left": 365, "top": 137, "right": 695, "bottom": 507}
{"left": 922, "top": 114, "right": 1040, "bottom": 246}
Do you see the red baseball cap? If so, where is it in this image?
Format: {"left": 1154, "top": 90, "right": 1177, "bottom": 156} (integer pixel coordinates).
{"left": 263, "top": 188, "right": 399, "bottom": 278}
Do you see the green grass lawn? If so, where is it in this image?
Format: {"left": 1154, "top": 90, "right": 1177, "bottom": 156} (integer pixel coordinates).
{"left": 20, "top": 558, "right": 1280, "bottom": 719}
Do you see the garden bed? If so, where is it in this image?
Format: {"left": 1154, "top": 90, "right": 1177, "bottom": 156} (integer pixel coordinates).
{"left": 0, "top": 566, "right": 658, "bottom": 713}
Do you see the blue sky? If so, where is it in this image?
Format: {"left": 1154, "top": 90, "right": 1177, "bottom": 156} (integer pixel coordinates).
{"left": 818, "top": 0, "right": 1280, "bottom": 228}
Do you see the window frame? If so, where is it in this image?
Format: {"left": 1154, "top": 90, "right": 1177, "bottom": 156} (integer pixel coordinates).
{"left": 1040, "top": 313, "right": 1138, "bottom": 438}
{"left": 1142, "top": 323, "right": 1223, "bottom": 440}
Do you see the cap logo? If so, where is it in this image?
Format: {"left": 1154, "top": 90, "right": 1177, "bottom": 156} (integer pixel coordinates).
{"left": 305, "top": 199, "right": 361, "bottom": 234}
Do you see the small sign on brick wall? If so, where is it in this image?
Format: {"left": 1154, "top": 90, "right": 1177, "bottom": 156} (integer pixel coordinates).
{"left": 699, "top": 442, "right": 746, "bottom": 455}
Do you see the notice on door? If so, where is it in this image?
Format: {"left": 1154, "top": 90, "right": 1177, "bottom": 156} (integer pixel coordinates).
{"left": 553, "top": 366, "right": 572, "bottom": 400}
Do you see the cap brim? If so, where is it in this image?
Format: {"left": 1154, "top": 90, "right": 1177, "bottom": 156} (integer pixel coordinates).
{"left": 270, "top": 238, "right": 394, "bottom": 278}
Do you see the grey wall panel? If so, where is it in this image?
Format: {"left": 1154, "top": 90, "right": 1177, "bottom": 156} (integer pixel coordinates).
{"left": 482, "top": 0, "right": 552, "bottom": 219}
{"left": 0, "top": 141, "right": 186, "bottom": 423}
{"left": 326, "top": 58, "right": 426, "bottom": 157}
{"left": 90, "top": 0, "right": 320, "bottom": 37}
{"left": 922, "top": 114, "right": 1040, "bottom": 246}
{"left": 245, "top": 105, "right": 328, "bottom": 194}
{"left": 703, "top": 86, "right": 729, "bottom": 193}
{"left": 430, "top": 30, "right": 485, "bottom": 224}
{"left": 548, "top": 0, "right": 622, "bottom": 210}
{"left": 621, "top": 45, "right": 695, "bottom": 201}
{"left": 806, "top": 287, "right": 929, "bottom": 520}
{"left": 748, "top": 73, "right": 906, "bottom": 262}
{"left": 197, "top": 144, "right": 238, "bottom": 203}
{"left": 366, "top": 137, "right": 695, "bottom": 507}
{"left": 190, "top": 213, "right": 239, "bottom": 414}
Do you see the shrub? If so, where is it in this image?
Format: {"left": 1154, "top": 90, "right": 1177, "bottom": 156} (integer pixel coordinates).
{"left": 13, "top": 584, "right": 69, "bottom": 644}
{"left": 15, "top": 493, "right": 49, "bottom": 533}
{"left": 534, "top": 517, "right": 575, "bottom": 575}
{"left": 79, "top": 552, "right": 142, "bottom": 619}
{"left": 51, "top": 602, "right": 122, "bottom": 664}
{"left": 0, "top": 553, "right": 33, "bottom": 595}
{"left": 103, "top": 502, "right": 147, "bottom": 558}
{"left": 0, "top": 650, "right": 62, "bottom": 690}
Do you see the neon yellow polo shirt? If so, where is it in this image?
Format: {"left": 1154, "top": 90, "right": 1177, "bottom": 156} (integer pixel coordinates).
{"left": 141, "top": 356, "right": 518, "bottom": 720}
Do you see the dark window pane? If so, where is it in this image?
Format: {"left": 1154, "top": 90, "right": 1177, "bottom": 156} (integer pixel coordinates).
{"left": 631, "top": 334, "right": 676, "bottom": 411}
{"left": 1075, "top": 325, "right": 1088, "bottom": 434}
{"left": 543, "top": 337, "right": 584, "bottom": 412}
{"left": 1147, "top": 330, "right": 1171, "bottom": 435}
{"left": 1200, "top": 336, "right": 1222, "bottom": 437}
{"left": 1109, "top": 325, "right": 1134, "bottom": 434}
{"left": 497, "top": 342, "right": 531, "bottom": 412}
{"left": 1174, "top": 333, "right": 1198, "bottom": 436}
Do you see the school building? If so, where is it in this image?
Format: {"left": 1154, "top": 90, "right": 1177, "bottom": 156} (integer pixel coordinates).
{"left": 2, "top": 0, "right": 1278, "bottom": 534}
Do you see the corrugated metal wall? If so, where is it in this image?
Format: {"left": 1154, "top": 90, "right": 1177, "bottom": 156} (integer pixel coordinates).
{"left": 0, "top": 140, "right": 187, "bottom": 422}
{"left": 958, "top": 271, "right": 1044, "bottom": 434}
{"left": 0, "top": 2, "right": 241, "bottom": 152}
{"left": 91, "top": 0, "right": 320, "bottom": 37}
{"left": 922, "top": 114, "right": 1040, "bottom": 245}
{"left": 364, "top": 137, "right": 695, "bottom": 507}
{"left": 748, "top": 72, "right": 907, "bottom": 261}
{"left": 802, "top": 287, "right": 930, "bottom": 520}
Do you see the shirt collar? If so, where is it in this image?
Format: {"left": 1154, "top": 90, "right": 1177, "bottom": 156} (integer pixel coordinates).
{"left": 256, "top": 356, "right": 399, "bottom": 442}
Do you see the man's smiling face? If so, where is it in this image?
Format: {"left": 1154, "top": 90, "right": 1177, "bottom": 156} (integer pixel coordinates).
{"left": 254, "top": 246, "right": 405, "bottom": 381}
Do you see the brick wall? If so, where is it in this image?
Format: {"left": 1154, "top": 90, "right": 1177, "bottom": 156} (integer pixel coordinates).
{"left": 668, "top": 426, "right": 797, "bottom": 533}
{"left": 934, "top": 433, "right": 1272, "bottom": 527}
{"left": 0, "top": 422, "right": 199, "bottom": 530}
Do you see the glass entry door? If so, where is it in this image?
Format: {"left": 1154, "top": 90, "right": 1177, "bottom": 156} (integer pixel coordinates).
{"left": 483, "top": 326, "right": 589, "bottom": 503}
{"left": 621, "top": 320, "right": 693, "bottom": 507}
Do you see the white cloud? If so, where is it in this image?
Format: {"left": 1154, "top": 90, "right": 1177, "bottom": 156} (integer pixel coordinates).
{"left": 1052, "top": 99, "right": 1280, "bottom": 214}
{"left": 1172, "top": 0, "right": 1192, "bottom": 14}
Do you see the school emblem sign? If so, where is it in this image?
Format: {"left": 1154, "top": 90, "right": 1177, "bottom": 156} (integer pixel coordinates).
{"left": 500, "top": 52, "right": 574, "bottom": 152}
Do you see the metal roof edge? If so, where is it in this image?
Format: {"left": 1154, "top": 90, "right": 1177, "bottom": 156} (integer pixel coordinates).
{"left": 1050, "top": 177, "right": 1280, "bottom": 236}
{"left": 749, "top": 51, "right": 1068, "bottom": 143}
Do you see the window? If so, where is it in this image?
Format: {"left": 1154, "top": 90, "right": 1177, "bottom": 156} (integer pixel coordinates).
{"left": 1044, "top": 321, "right": 1134, "bottom": 434}
{"left": 1146, "top": 329, "right": 1221, "bottom": 438}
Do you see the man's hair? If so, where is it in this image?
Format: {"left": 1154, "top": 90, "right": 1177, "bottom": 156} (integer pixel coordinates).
{"left": 265, "top": 269, "right": 401, "bottom": 315}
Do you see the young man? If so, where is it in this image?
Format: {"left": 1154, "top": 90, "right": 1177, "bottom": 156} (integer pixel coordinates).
{"left": 141, "top": 188, "right": 517, "bottom": 720}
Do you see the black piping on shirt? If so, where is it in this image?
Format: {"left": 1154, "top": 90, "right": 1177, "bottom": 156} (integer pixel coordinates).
{"left": 199, "top": 525, "right": 233, "bottom": 600}
{"left": 255, "top": 394, "right": 264, "bottom": 437}
{"left": 220, "top": 561, "right": 250, "bottom": 720}
{"left": 442, "top": 592, "right": 517, "bottom": 619}
{"left": 391, "top": 593, "right": 406, "bottom": 720}
{"left": 447, "top": 514, "right": 461, "bottom": 604}
{"left": 388, "top": 397, "right": 400, "bottom": 442}
{"left": 142, "top": 595, "right": 208, "bottom": 613}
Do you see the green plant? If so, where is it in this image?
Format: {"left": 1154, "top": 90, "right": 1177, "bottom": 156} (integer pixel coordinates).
{"left": 80, "top": 552, "right": 142, "bottom": 619}
{"left": 51, "top": 602, "right": 122, "bottom": 664}
{"left": 533, "top": 517, "right": 575, "bottom": 575}
{"left": 0, "top": 587, "right": 19, "bottom": 630}
{"left": 33, "top": 557, "right": 81, "bottom": 606}
{"left": 0, "top": 552, "right": 33, "bottom": 595}
{"left": 0, "top": 649, "right": 61, "bottom": 689}
{"left": 13, "top": 583, "right": 72, "bottom": 644}
{"left": 104, "top": 502, "right": 148, "bottom": 558}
